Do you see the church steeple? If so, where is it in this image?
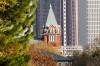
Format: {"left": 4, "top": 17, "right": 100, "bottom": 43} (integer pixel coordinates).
{"left": 46, "top": 4, "right": 58, "bottom": 26}
{"left": 43, "top": 4, "right": 61, "bottom": 48}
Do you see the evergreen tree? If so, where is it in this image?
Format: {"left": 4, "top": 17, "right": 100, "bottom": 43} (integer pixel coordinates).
{"left": 0, "top": 0, "right": 37, "bottom": 66}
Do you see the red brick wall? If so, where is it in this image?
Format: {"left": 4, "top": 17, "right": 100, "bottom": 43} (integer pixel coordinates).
{"left": 55, "top": 35, "right": 61, "bottom": 48}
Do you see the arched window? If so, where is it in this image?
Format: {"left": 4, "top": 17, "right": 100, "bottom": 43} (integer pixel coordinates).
{"left": 49, "top": 35, "right": 55, "bottom": 42}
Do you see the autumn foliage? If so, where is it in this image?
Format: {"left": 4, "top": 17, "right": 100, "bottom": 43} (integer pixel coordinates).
{"left": 29, "top": 41, "right": 57, "bottom": 66}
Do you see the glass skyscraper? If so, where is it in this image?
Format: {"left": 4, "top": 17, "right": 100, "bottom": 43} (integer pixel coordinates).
{"left": 62, "top": 0, "right": 78, "bottom": 47}
{"left": 87, "top": 0, "right": 100, "bottom": 46}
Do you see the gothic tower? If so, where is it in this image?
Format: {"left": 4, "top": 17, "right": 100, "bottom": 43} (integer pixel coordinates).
{"left": 43, "top": 4, "right": 61, "bottom": 48}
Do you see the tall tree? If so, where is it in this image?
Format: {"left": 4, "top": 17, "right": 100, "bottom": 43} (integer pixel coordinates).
{"left": 0, "top": 0, "right": 37, "bottom": 66}
{"left": 0, "top": 0, "right": 37, "bottom": 42}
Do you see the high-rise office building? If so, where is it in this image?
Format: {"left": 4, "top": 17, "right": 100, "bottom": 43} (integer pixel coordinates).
{"left": 87, "top": 0, "right": 100, "bottom": 46}
{"left": 61, "top": 0, "right": 78, "bottom": 47}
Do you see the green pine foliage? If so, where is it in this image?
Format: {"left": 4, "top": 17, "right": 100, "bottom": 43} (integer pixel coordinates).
{"left": 0, "top": 0, "right": 37, "bottom": 66}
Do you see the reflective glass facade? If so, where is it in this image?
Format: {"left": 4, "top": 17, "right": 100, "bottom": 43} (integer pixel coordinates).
{"left": 61, "top": 0, "right": 78, "bottom": 46}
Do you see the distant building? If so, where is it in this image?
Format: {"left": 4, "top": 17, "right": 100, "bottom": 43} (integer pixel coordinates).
{"left": 34, "top": 0, "right": 61, "bottom": 39}
{"left": 86, "top": 0, "right": 100, "bottom": 48}
{"left": 35, "top": 0, "right": 83, "bottom": 56}
{"left": 43, "top": 25, "right": 61, "bottom": 48}
{"left": 53, "top": 54, "right": 73, "bottom": 66}
{"left": 59, "top": 46, "right": 83, "bottom": 57}
{"left": 43, "top": 4, "right": 61, "bottom": 48}
{"left": 59, "top": 0, "right": 80, "bottom": 56}
{"left": 35, "top": 0, "right": 79, "bottom": 45}
{"left": 61, "top": 0, "right": 79, "bottom": 47}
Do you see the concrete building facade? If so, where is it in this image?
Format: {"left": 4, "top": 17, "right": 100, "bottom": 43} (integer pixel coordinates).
{"left": 86, "top": 0, "right": 100, "bottom": 47}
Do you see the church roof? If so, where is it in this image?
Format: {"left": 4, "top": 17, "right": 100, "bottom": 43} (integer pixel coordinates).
{"left": 46, "top": 4, "right": 58, "bottom": 26}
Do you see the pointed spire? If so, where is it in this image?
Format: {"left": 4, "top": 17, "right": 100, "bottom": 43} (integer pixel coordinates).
{"left": 46, "top": 4, "right": 58, "bottom": 26}
{"left": 50, "top": 4, "right": 52, "bottom": 8}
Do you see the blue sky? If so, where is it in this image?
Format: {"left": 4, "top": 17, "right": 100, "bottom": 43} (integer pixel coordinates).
{"left": 78, "top": 0, "right": 87, "bottom": 46}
